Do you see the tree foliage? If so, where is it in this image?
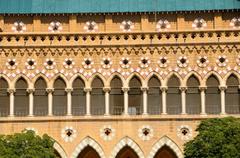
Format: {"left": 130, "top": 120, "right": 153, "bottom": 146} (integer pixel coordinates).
{"left": 184, "top": 117, "right": 240, "bottom": 158}
{"left": 0, "top": 130, "right": 58, "bottom": 158}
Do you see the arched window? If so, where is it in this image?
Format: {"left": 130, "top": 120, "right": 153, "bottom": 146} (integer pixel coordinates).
{"left": 153, "top": 145, "right": 177, "bottom": 158}
{"left": 129, "top": 76, "right": 142, "bottom": 115}
{"left": 77, "top": 146, "right": 100, "bottom": 158}
{"left": 34, "top": 78, "right": 48, "bottom": 116}
{"left": 91, "top": 77, "right": 105, "bottom": 115}
{"left": 167, "top": 75, "right": 181, "bottom": 114}
{"left": 0, "top": 78, "right": 9, "bottom": 116}
{"left": 53, "top": 77, "right": 67, "bottom": 116}
{"left": 148, "top": 76, "right": 162, "bottom": 115}
{"left": 72, "top": 77, "right": 86, "bottom": 116}
{"left": 15, "top": 77, "right": 28, "bottom": 116}
{"left": 206, "top": 75, "right": 221, "bottom": 114}
{"left": 226, "top": 74, "right": 240, "bottom": 114}
{"left": 116, "top": 146, "right": 138, "bottom": 158}
{"left": 110, "top": 76, "right": 124, "bottom": 115}
{"left": 186, "top": 75, "right": 201, "bottom": 114}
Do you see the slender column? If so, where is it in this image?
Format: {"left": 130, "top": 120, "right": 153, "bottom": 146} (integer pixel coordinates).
{"left": 160, "top": 87, "right": 168, "bottom": 114}
{"left": 199, "top": 87, "right": 207, "bottom": 115}
{"left": 84, "top": 88, "right": 92, "bottom": 116}
{"left": 219, "top": 86, "right": 227, "bottom": 115}
{"left": 7, "top": 88, "right": 15, "bottom": 117}
{"left": 180, "top": 87, "right": 187, "bottom": 114}
{"left": 65, "top": 88, "right": 73, "bottom": 116}
{"left": 141, "top": 87, "right": 149, "bottom": 115}
{"left": 122, "top": 87, "right": 129, "bottom": 115}
{"left": 46, "top": 88, "right": 54, "bottom": 116}
{"left": 103, "top": 87, "right": 111, "bottom": 116}
{"left": 27, "top": 88, "right": 35, "bottom": 117}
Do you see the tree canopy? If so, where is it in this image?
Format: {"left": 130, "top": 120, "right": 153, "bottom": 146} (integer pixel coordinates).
{"left": 184, "top": 117, "right": 240, "bottom": 158}
{"left": 0, "top": 130, "right": 58, "bottom": 158}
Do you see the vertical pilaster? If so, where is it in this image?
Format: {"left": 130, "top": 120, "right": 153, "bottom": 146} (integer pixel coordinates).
{"left": 103, "top": 87, "right": 111, "bottom": 116}
{"left": 219, "top": 86, "right": 226, "bottom": 115}
{"left": 105, "top": 15, "right": 113, "bottom": 32}
{"left": 141, "top": 87, "right": 148, "bottom": 115}
{"left": 214, "top": 13, "right": 223, "bottom": 29}
{"left": 84, "top": 88, "right": 92, "bottom": 116}
{"left": 27, "top": 88, "right": 35, "bottom": 116}
{"left": 33, "top": 16, "right": 41, "bottom": 32}
{"left": 69, "top": 15, "right": 77, "bottom": 32}
{"left": 46, "top": 88, "right": 54, "bottom": 116}
{"left": 177, "top": 14, "right": 185, "bottom": 31}
{"left": 122, "top": 87, "right": 129, "bottom": 116}
{"left": 160, "top": 87, "right": 167, "bottom": 114}
{"left": 199, "top": 87, "right": 207, "bottom": 115}
{"left": 65, "top": 88, "right": 73, "bottom": 116}
{"left": 141, "top": 14, "right": 149, "bottom": 31}
{"left": 180, "top": 87, "right": 187, "bottom": 114}
{"left": 8, "top": 89, "right": 15, "bottom": 117}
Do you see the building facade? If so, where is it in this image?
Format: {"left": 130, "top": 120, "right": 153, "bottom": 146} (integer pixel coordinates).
{"left": 0, "top": 0, "right": 240, "bottom": 158}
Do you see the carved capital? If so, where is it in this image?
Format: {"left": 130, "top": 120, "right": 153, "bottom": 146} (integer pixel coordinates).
{"left": 27, "top": 88, "right": 35, "bottom": 93}
{"left": 65, "top": 88, "right": 73, "bottom": 93}
{"left": 141, "top": 87, "right": 149, "bottom": 92}
{"left": 84, "top": 88, "right": 92, "bottom": 93}
{"left": 179, "top": 86, "right": 187, "bottom": 92}
{"left": 103, "top": 87, "right": 111, "bottom": 92}
{"left": 122, "top": 87, "right": 129, "bottom": 92}
{"left": 219, "top": 86, "right": 227, "bottom": 91}
{"left": 199, "top": 86, "right": 207, "bottom": 91}
{"left": 7, "top": 88, "right": 15, "bottom": 94}
{"left": 46, "top": 88, "right": 54, "bottom": 93}
{"left": 160, "top": 86, "right": 168, "bottom": 92}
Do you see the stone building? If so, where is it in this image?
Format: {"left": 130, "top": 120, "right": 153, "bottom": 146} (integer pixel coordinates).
{"left": 0, "top": 0, "right": 240, "bottom": 157}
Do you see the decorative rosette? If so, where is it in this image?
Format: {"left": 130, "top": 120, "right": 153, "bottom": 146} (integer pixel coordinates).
{"left": 156, "top": 19, "right": 171, "bottom": 31}
{"left": 120, "top": 20, "right": 134, "bottom": 32}
{"left": 192, "top": 18, "right": 207, "bottom": 30}
{"left": 138, "top": 125, "right": 153, "bottom": 141}
{"left": 6, "top": 59, "right": 18, "bottom": 70}
{"left": 25, "top": 58, "right": 36, "bottom": 70}
{"left": 139, "top": 57, "right": 150, "bottom": 69}
{"left": 158, "top": 57, "right": 169, "bottom": 68}
{"left": 101, "top": 57, "right": 112, "bottom": 69}
{"left": 177, "top": 56, "right": 189, "bottom": 68}
{"left": 177, "top": 125, "right": 192, "bottom": 141}
{"left": 84, "top": 21, "right": 98, "bottom": 32}
{"left": 230, "top": 17, "right": 240, "bottom": 29}
{"left": 63, "top": 58, "right": 75, "bottom": 69}
{"left": 61, "top": 126, "right": 77, "bottom": 142}
{"left": 82, "top": 58, "right": 93, "bottom": 69}
{"left": 44, "top": 58, "right": 56, "bottom": 70}
{"left": 120, "top": 57, "right": 131, "bottom": 69}
{"left": 197, "top": 56, "right": 209, "bottom": 68}
{"left": 12, "top": 21, "right": 26, "bottom": 33}
{"left": 48, "top": 21, "right": 62, "bottom": 32}
{"left": 216, "top": 55, "right": 228, "bottom": 67}
{"left": 100, "top": 125, "right": 115, "bottom": 141}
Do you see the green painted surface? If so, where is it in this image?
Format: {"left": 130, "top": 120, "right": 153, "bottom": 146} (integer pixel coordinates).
{"left": 0, "top": 0, "right": 240, "bottom": 14}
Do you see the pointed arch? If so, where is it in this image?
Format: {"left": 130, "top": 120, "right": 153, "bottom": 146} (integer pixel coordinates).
{"left": 147, "top": 75, "right": 162, "bottom": 115}
{"left": 203, "top": 71, "right": 222, "bottom": 87}
{"left": 205, "top": 74, "right": 221, "bottom": 114}
{"left": 110, "top": 137, "right": 144, "bottom": 158}
{"left": 164, "top": 72, "right": 182, "bottom": 87}
{"left": 50, "top": 74, "right": 69, "bottom": 88}
{"left": 72, "top": 76, "right": 86, "bottom": 116}
{"left": 167, "top": 74, "right": 181, "bottom": 114}
{"left": 69, "top": 73, "right": 87, "bottom": 88}
{"left": 71, "top": 137, "right": 106, "bottom": 158}
{"left": 89, "top": 73, "right": 106, "bottom": 88}
{"left": 129, "top": 75, "right": 143, "bottom": 115}
{"left": 34, "top": 77, "right": 48, "bottom": 116}
{"left": 110, "top": 76, "right": 124, "bottom": 115}
{"left": 225, "top": 73, "right": 240, "bottom": 114}
{"left": 126, "top": 73, "right": 145, "bottom": 87}
{"left": 13, "top": 75, "right": 31, "bottom": 89}
{"left": 32, "top": 74, "right": 49, "bottom": 88}
{"left": 53, "top": 141, "right": 68, "bottom": 158}
{"left": 91, "top": 76, "right": 105, "bottom": 115}
{"left": 186, "top": 75, "right": 201, "bottom": 114}
{"left": 0, "top": 77, "right": 9, "bottom": 117}
{"left": 223, "top": 71, "right": 240, "bottom": 86}
{"left": 53, "top": 77, "right": 67, "bottom": 116}
{"left": 146, "top": 72, "right": 163, "bottom": 86}
{"left": 0, "top": 75, "right": 11, "bottom": 88}
{"left": 148, "top": 136, "right": 183, "bottom": 158}
{"left": 183, "top": 72, "right": 202, "bottom": 87}
{"left": 107, "top": 72, "right": 125, "bottom": 88}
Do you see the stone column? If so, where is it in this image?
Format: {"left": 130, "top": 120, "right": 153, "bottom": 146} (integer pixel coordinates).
{"left": 122, "top": 87, "right": 129, "bottom": 116}
{"left": 65, "top": 88, "right": 73, "bottom": 116}
{"left": 199, "top": 87, "right": 207, "bottom": 115}
{"left": 7, "top": 88, "right": 15, "bottom": 117}
{"left": 103, "top": 87, "right": 111, "bottom": 116}
{"left": 84, "top": 88, "right": 92, "bottom": 116}
{"left": 46, "top": 88, "right": 54, "bottom": 116}
{"left": 160, "top": 87, "right": 167, "bottom": 114}
{"left": 180, "top": 87, "right": 187, "bottom": 114}
{"left": 141, "top": 87, "right": 149, "bottom": 115}
{"left": 27, "top": 88, "right": 35, "bottom": 117}
{"left": 219, "top": 86, "right": 227, "bottom": 115}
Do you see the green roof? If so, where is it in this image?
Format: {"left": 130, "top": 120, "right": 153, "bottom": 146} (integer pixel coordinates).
{"left": 0, "top": 0, "right": 240, "bottom": 14}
